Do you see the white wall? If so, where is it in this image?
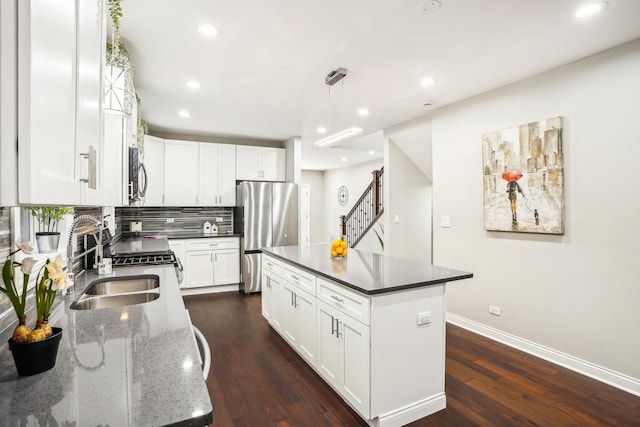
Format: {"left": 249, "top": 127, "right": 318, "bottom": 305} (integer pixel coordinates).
{"left": 322, "top": 160, "right": 383, "bottom": 243}
{"left": 384, "top": 139, "right": 432, "bottom": 263}
{"left": 432, "top": 40, "right": 640, "bottom": 384}
{"left": 301, "top": 170, "right": 325, "bottom": 244}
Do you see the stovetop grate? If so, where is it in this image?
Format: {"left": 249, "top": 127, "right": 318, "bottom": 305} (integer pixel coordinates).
{"left": 112, "top": 252, "right": 177, "bottom": 266}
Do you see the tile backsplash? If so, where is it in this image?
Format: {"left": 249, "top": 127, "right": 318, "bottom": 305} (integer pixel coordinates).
{"left": 116, "top": 206, "right": 234, "bottom": 236}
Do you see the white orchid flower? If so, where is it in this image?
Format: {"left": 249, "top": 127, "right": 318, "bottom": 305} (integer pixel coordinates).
{"left": 15, "top": 241, "right": 34, "bottom": 254}
{"left": 20, "top": 257, "right": 37, "bottom": 275}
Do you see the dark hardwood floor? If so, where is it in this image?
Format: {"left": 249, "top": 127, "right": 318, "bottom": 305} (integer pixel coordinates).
{"left": 184, "top": 292, "right": 640, "bottom": 427}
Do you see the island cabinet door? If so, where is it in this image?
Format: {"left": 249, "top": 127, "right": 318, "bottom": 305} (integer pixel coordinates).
{"left": 261, "top": 272, "right": 273, "bottom": 322}
{"left": 339, "top": 314, "right": 370, "bottom": 418}
{"left": 317, "top": 300, "right": 371, "bottom": 418}
{"left": 316, "top": 302, "right": 342, "bottom": 390}
{"left": 294, "top": 288, "right": 316, "bottom": 367}
{"left": 280, "top": 282, "right": 299, "bottom": 347}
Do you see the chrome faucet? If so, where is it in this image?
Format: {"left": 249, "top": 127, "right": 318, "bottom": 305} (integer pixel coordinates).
{"left": 66, "top": 213, "right": 104, "bottom": 268}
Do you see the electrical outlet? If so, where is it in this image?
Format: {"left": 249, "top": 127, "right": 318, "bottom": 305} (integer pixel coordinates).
{"left": 130, "top": 221, "right": 142, "bottom": 232}
{"left": 417, "top": 311, "right": 431, "bottom": 325}
{"left": 489, "top": 305, "right": 501, "bottom": 316}
{"left": 215, "top": 217, "right": 223, "bottom": 222}
{"left": 166, "top": 218, "right": 174, "bottom": 223}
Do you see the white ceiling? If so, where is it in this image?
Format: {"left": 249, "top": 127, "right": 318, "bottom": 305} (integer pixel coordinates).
{"left": 119, "top": 0, "right": 640, "bottom": 170}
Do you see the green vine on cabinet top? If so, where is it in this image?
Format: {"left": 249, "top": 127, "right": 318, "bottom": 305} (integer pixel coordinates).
{"left": 107, "top": 0, "right": 123, "bottom": 51}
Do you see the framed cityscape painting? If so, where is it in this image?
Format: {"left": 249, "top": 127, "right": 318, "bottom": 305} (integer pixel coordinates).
{"left": 482, "top": 116, "right": 564, "bottom": 234}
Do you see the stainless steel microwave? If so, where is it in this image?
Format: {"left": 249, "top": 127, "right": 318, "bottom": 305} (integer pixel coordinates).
{"left": 128, "top": 146, "right": 147, "bottom": 201}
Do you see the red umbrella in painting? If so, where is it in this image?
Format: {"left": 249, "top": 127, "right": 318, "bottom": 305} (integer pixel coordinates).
{"left": 501, "top": 170, "right": 523, "bottom": 182}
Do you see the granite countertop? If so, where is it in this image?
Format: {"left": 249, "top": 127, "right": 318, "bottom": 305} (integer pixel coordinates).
{"left": 0, "top": 265, "right": 213, "bottom": 426}
{"left": 263, "top": 244, "right": 473, "bottom": 295}
{"left": 124, "top": 232, "right": 240, "bottom": 240}
{"left": 111, "top": 236, "right": 172, "bottom": 255}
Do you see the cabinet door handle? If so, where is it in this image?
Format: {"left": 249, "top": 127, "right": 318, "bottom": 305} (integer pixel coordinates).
{"left": 331, "top": 316, "right": 337, "bottom": 336}
{"left": 291, "top": 292, "right": 294, "bottom": 307}
{"left": 215, "top": 253, "right": 217, "bottom": 262}
{"left": 336, "top": 320, "right": 342, "bottom": 338}
{"left": 294, "top": 293, "right": 298, "bottom": 308}
{"left": 79, "top": 145, "right": 97, "bottom": 189}
{"left": 331, "top": 295, "right": 344, "bottom": 303}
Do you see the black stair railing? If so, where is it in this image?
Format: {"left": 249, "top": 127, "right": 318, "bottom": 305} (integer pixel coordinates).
{"left": 340, "top": 167, "right": 384, "bottom": 248}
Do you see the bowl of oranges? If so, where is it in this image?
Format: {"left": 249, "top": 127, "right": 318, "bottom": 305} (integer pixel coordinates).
{"left": 331, "top": 238, "right": 348, "bottom": 259}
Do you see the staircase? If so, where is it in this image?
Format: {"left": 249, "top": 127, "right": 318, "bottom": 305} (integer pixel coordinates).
{"left": 340, "top": 167, "right": 384, "bottom": 248}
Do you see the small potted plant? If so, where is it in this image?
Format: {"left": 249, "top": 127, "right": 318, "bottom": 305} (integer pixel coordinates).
{"left": 1, "top": 243, "right": 69, "bottom": 376}
{"left": 26, "top": 206, "right": 73, "bottom": 253}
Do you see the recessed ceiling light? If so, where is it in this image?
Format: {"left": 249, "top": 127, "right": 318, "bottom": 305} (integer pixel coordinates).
{"left": 198, "top": 24, "right": 220, "bottom": 37}
{"left": 341, "top": 157, "right": 347, "bottom": 162}
{"left": 420, "top": 77, "right": 436, "bottom": 87}
{"left": 358, "top": 108, "right": 370, "bottom": 116}
{"left": 368, "top": 150, "right": 375, "bottom": 155}
{"left": 317, "top": 126, "right": 327, "bottom": 134}
{"left": 575, "top": 1, "right": 607, "bottom": 18}
{"left": 186, "top": 80, "right": 201, "bottom": 90}
{"left": 179, "top": 110, "right": 190, "bottom": 118}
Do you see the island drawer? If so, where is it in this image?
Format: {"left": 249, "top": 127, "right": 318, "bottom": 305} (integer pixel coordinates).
{"left": 186, "top": 237, "right": 239, "bottom": 251}
{"left": 262, "top": 254, "right": 282, "bottom": 275}
{"left": 282, "top": 264, "right": 316, "bottom": 295}
{"left": 317, "top": 278, "right": 370, "bottom": 325}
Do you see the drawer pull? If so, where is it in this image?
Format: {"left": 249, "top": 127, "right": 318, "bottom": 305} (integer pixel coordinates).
{"left": 291, "top": 274, "right": 300, "bottom": 280}
{"left": 331, "top": 295, "right": 344, "bottom": 303}
{"left": 209, "top": 244, "right": 218, "bottom": 247}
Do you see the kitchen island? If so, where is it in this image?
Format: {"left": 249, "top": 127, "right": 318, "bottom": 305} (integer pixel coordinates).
{"left": 261, "top": 244, "right": 472, "bottom": 427}
{"left": 0, "top": 264, "right": 212, "bottom": 426}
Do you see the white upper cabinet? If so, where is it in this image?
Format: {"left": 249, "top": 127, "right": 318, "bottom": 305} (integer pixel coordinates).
{"left": 198, "top": 143, "right": 236, "bottom": 206}
{"left": 164, "top": 140, "right": 199, "bottom": 205}
{"left": 102, "top": 112, "right": 124, "bottom": 206}
{"left": 142, "top": 135, "right": 165, "bottom": 206}
{"left": 0, "top": 0, "right": 18, "bottom": 206}
{"left": 17, "top": 0, "right": 106, "bottom": 205}
{"left": 236, "top": 146, "right": 285, "bottom": 182}
{"left": 76, "top": 0, "right": 106, "bottom": 206}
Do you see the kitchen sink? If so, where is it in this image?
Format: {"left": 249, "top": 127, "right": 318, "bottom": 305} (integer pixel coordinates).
{"left": 70, "top": 274, "right": 161, "bottom": 310}
{"left": 83, "top": 275, "right": 159, "bottom": 295}
{"left": 71, "top": 292, "right": 160, "bottom": 310}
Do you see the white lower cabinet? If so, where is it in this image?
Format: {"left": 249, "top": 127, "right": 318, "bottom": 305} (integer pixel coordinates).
{"left": 317, "top": 301, "right": 370, "bottom": 417}
{"left": 279, "top": 282, "right": 317, "bottom": 367}
{"left": 261, "top": 256, "right": 446, "bottom": 425}
{"left": 183, "top": 238, "right": 240, "bottom": 289}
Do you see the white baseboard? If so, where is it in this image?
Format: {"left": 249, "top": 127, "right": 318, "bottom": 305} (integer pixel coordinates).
{"left": 374, "top": 394, "right": 446, "bottom": 427}
{"left": 446, "top": 313, "right": 640, "bottom": 397}
{"left": 180, "top": 284, "right": 239, "bottom": 296}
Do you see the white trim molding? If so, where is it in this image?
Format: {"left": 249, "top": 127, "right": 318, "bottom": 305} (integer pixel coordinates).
{"left": 446, "top": 313, "right": 640, "bottom": 398}
{"left": 372, "top": 393, "right": 446, "bottom": 427}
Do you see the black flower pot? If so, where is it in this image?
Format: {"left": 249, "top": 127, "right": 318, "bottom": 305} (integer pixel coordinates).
{"left": 8, "top": 327, "right": 63, "bottom": 376}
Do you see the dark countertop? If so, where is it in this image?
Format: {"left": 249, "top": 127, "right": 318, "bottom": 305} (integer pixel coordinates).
{"left": 0, "top": 265, "right": 213, "bottom": 426}
{"left": 124, "top": 232, "right": 240, "bottom": 240}
{"left": 263, "top": 244, "right": 473, "bottom": 295}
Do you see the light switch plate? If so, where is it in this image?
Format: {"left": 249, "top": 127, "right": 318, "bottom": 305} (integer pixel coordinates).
{"left": 441, "top": 216, "right": 451, "bottom": 228}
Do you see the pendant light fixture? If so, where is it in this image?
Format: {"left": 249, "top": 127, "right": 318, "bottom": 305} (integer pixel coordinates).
{"left": 314, "top": 67, "right": 363, "bottom": 147}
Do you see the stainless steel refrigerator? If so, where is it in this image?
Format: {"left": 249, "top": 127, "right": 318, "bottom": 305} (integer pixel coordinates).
{"left": 235, "top": 181, "right": 298, "bottom": 293}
